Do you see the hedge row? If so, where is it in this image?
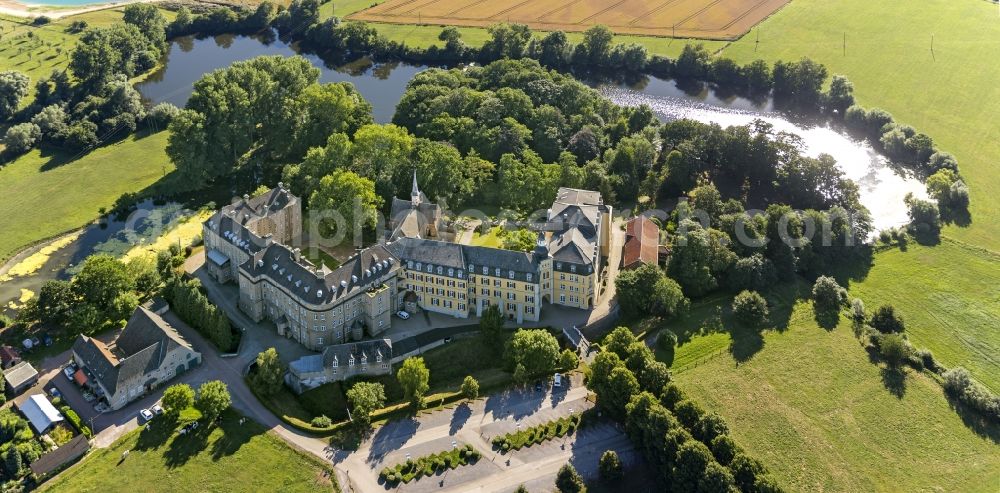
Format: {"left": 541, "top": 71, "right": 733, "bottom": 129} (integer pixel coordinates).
{"left": 378, "top": 444, "right": 481, "bottom": 484}
{"left": 490, "top": 414, "right": 581, "bottom": 451}
{"left": 59, "top": 405, "right": 92, "bottom": 439}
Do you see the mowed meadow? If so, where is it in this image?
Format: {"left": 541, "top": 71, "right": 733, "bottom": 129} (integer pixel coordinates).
{"left": 672, "top": 303, "right": 1000, "bottom": 492}
{"left": 717, "top": 0, "right": 1000, "bottom": 398}
{"left": 656, "top": 0, "right": 1000, "bottom": 489}
{"left": 0, "top": 131, "right": 173, "bottom": 263}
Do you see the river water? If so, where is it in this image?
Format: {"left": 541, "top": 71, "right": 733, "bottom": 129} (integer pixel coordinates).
{"left": 0, "top": 34, "right": 928, "bottom": 311}
{"left": 595, "top": 78, "right": 929, "bottom": 232}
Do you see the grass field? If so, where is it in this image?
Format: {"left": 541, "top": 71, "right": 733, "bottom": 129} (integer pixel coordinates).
{"left": 720, "top": 0, "right": 1000, "bottom": 252}
{"left": 349, "top": 0, "right": 789, "bottom": 39}
{"left": 41, "top": 410, "right": 339, "bottom": 493}
{"left": 672, "top": 302, "right": 1000, "bottom": 492}
{"left": 0, "top": 130, "right": 173, "bottom": 264}
{"left": 848, "top": 240, "right": 1000, "bottom": 392}
{"left": 0, "top": 8, "right": 155, "bottom": 101}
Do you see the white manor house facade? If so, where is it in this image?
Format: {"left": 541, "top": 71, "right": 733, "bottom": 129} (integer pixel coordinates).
{"left": 202, "top": 180, "right": 611, "bottom": 353}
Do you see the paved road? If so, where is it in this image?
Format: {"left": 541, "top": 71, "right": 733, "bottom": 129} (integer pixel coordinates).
{"left": 333, "top": 373, "right": 638, "bottom": 493}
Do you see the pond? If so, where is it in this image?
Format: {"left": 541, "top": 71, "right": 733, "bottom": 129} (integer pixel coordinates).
{"left": 2, "top": 37, "right": 926, "bottom": 311}
{"left": 595, "top": 76, "right": 929, "bottom": 232}
{"left": 0, "top": 201, "right": 191, "bottom": 315}
{"left": 135, "top": 33, "right": 426, "bottom": 123}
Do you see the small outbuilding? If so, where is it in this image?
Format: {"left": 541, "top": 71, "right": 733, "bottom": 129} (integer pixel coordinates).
{"left": 17, "top": 394, "right": 64, "bottom": 434}
{"left": 623, "top": 215, "right": 660, "bottom": 270}
{"left": 30, "top": 434, "right": 91, "bottom": 479}
{"left": 0, "top": 345, "right": 21, "bottom": 369}
{"left": 3, "top": 360, "right": 39, "bottom": 396}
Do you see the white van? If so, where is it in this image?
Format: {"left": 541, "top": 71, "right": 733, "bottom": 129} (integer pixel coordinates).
{"left": 553, "top": 373, "right": 563, "bottom": 388}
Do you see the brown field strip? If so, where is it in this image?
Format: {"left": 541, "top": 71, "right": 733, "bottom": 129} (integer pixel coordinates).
{"left": 347, "top": 0, "right": 792, "bottom": 39}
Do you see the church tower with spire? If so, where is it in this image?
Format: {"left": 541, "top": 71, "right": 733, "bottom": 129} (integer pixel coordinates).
{"left": 410, "top": 169, "right": 422, "bottom": 207}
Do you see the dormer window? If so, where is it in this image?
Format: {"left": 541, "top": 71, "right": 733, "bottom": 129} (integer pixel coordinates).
{"left": 349, "top": 356, "right": 355, "bottom": 366}
{"left": 437, "top": 266, "right": 443, "bottom": 275}
{"left": 376, "top": 353, "right": 382, "bottom": 363}
{"left": 570, "top": 265, "right": 577, "bottom": 273}
{"left": 407, "top": 260, "right": 413, "bottom": 269}
{"left": 458, "top": 270, "right": 464, "bottom": 279}
{"left": 508, "top": 271, "right": 514, "bottom": 279}
{"left": 527, "top": 273, "right": 533, "bottom": 282}
{"left": 482, "top": 266, "right": 488, "bottom": 275}
{"left": 468, "top": 264, "right": 474, "bottom": 271}
{"left": 448, "top": 268, "right": 454, "bottom": 277}
{"left": 427, "top": 264, "right": 433, "bottom": 273}
{"left": 495, "top": 268, "right": 501, "bottom": 276}
{"left": 332, "top": 357, "right": 338, "bottom": 368}
{"left": 415, "top": 262, "right": 421, "bottom": 270}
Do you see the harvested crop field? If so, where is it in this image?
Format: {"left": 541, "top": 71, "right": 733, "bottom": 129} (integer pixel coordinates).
{"left": 348, "top": 0, "right": 790, "bottom": 39}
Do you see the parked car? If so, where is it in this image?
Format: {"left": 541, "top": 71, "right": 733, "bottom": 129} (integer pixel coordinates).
{"left": 396, "top": 310, "right": 410, "bottom": 320}
{"left": 94, "top": 402, "right": 109, "bottom": 413}
{"left": 63, "top": 365, "right": 76, "bottom": 381}
{"left": 554, "top": 373, "right": 563, "bottom": 388}
{"left": 30, "top": 337, "right": 40, "bottom": 348}
{"left": 151, "top": 404, "right": 164, "bottom": 416}
{"left": 139, "top": 408, "right": 154, "bottom": 422}
{"left": 48, "top": 387, "right": 62, "bottom": 399}
{"left": 43, "top": 335, "right": 53, "bottom": 347}
{"left": 443, "top": 337, "right": 452, "bottom": 344}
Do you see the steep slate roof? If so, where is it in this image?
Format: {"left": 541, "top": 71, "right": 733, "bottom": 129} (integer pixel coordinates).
{"left": 549, "top": 228, "right": 595, "bottom": 266}
{"left": 204, "top": 186, "right": 298, "bottom": 256}
{"left": 322, "top": 339, "right": 392, "bottom": 367}
{"left": 624, "top": 215, "right": 659, "bottom": 268}
{"left": 241, "top": 242, "right": 400, "bottom": 305}
{"left": 386, "top": 237, "right": 542, "bottom": 282}
{"left": 72, "top": 307, "right": 196, "bottom": 397}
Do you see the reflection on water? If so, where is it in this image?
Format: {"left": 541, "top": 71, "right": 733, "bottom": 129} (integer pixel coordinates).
{"left": 0, "top": 201, "right": 189, "bottom": 314}
{"left": 135, "top": 33, "right": 426, "bottom": 123}
{"left": 597, "top": 77, "right": 929, "bottom": 232}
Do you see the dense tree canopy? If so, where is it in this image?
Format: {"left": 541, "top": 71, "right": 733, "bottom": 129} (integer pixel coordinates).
{"left": 168, "top": 56, "right": 322, "bottom": 181}
{"left": 0, "top": 71, "right": 29, "bottom": 120}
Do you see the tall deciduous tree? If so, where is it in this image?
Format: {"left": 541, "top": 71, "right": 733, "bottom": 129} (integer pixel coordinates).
{"left": 505, "top": 329, "right": 560, "bottom": 378}
{"left": 195, "top": 380, "right": 231, "bottom": 419}
{"left": 162, "top": 383, "right": 195, "bottom": 415}
{"left": 251, "top": 348, "right": 284, "bottom": 396}
{"left": 0, "top": 71, "right": 29, "bottom": 120}
{"left": 167, "top": 56, "right": 320, "bottom": 180}
{"left": 397, "top": 357, "right": 430, "bottom": 409}
{"left": 346, "top": 381, "right": 385, "bottom": 429}
{"left": 308, "top": 169, "right": 382, "bottom": 238}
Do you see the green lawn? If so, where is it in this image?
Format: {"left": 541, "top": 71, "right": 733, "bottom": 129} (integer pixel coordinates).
{"left": 367, "top": 22, "right": 728, "bottom": 57}
{"left": 0, "top": 130, "right": 173, "bottom": 263}
{"left": 259, "top": 335, "right": 510, "bottom": 426}
{"left": 469, "top": 226, "right": 503, "bottom": 248}
{"left": 673, "top": 303, "right": 1000, "bottom": 492}
{"left": 42, "top": 410, "right": 339, "bottom": 492}
{"left": 720, "top": 0, "right": 1000, "bottom": 252}
{"left": 848, "top": 240, "right": 1000, "bottom": 392}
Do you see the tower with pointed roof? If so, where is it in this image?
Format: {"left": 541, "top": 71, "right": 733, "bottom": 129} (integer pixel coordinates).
{"left": 410, "top": 169, "right": 422, "bottom": 207}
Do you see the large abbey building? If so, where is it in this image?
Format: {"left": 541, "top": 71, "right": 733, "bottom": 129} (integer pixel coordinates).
{"left": 202, "top": 179, "right": 611, "bottom": 357}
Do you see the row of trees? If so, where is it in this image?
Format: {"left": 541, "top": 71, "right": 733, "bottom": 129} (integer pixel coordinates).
{"left": 590, "top": 327, "right": 781, "bottom": 492}
{"left": 822, "top": 282, "right": 1000, "bottom": 422}
{"left": 163, "top": 278, "right": 233, "bottom": 351}
{"left": 2, "top": 4, "right": 178, "bottom": 160}
{"left": 161, "top": 381, "right": 232, "bottom": 420}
